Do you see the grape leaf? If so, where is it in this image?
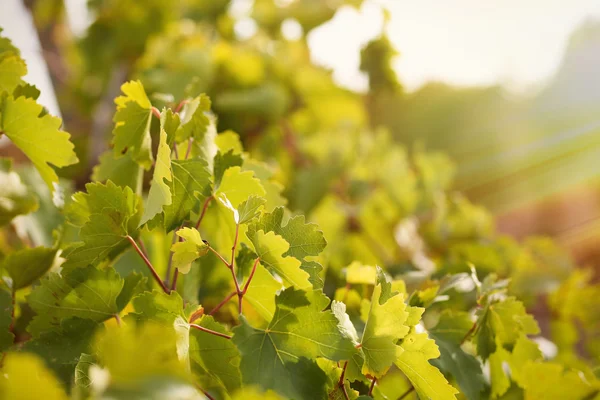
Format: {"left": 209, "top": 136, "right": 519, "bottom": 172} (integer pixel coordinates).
{"left": 189, "top": 315, "right": 242, "bottom": 393}
{"left": 176, "top": 94, "right": 211, "bottom": 142}
{"left": 2, "top": 246, "right": 57, "bottom": 290}
{"left": 0, "top": 31, "right": 26, "bottom": 93}
{"left": 0, "top": 289, "right": 14, "bottom": 353}
{"left": 232, "top": 288, "right": 356, "bottom": 399}
{"left": 214, "top": 150, "right": 243, "bottom": 187}
{"left": 0, "top": 158, "right": 38, "bottom": 226}
{"left": 61, "top": 181, "right": 141, "bottom": 270}
{"left": 111, "top": 80, "right": 154, "bottom": 169}
{"left": 215, "top": 166, "right": 265, "bottom": 209}
{"left": 27, "top": 266, "right": 131, "bottom": 336}
{"left": 91, "top": 150, "right": 141, "bottom": 191}
{"left": 158, "top": 159, "right": 212, "bottom": 232}
{"left": 170, "top": 227, "right": 209, "bottom": 274}
{"left": 22, "top": 318, "right": 98, "bottom": 384}
{"left": 242, "top": 261, "right": 282, "bottom": 321}
{"left": 248, "top": 230, "right": 312, "bottom": 289}
{"left": 73, "top": 353, "right": 95, "bottom": 399}
{"left": 520, "top": 362, "right": 599, "bottom": 400}
{"left": 94, "top": 322, "right": 191, "bottom": 386}
{"left": 127, "top": 290, "right": 191, "bottom": 370}
{"left": 475, "top": 297, "right": 540, "bottom": 360}
{"left": 141, "top": 128, "right": 172, "bottom": 224}
{"left": 429, "top": 311, "right": 485, "bottom": 400}
{"left": 395, "top": 331, "right": 459, "bottom": 400}
{"left": 359, "top": 277, "right": 410, "bottom": 377}
{"left": 0, "top": 96, "right": 78, "bottom": 194}
{"left": 247, "top": 206, "right": 327, "bottom": 262}
{"left": 0, "top": 353, "right": 68, "bottom": 400}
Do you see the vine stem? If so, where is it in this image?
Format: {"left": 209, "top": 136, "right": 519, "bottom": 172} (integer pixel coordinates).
{"left": 208, "top": 246, "right": 230, "bottom": 268}
{"left": 238, "top": 257, "right": 260, "bottom": 314}
{"left": 209, "top": 291, "right": 236, "bottom": 315}
{"left": 195, "top": 196, "right": 214, "bottom": 229}
{"left": 126, "top": 235, "right": 169, "bottom": 293}
{"left": 398, "top": 386, "right": 415, "bottom": 400}
{"left": 8, "top": 289, "right": 16, "bottom": 335}
{"left": 190, "top": 323, "right": 232, "bottom": 339}
{"left": 460, "top": 321, "right": 478, "bottom": 345}
{"left": 113, "top": 314, "right": 122, "bottom": 327}
{"left": 164, "top": 232, "right": 178, "bottom": 286}
{"left": 368, "top": 378, "right": 377, "bottom": 396}
{"left": 170, "top": 268, "right": 179, "bottom": 291}
{"left": 338, "top": 361, "right": 349, "bottom": 400}
{"left": 174, "top": 99, "right": 189, "bottom": 113}
{"left": 195, "top": 384, "right": 215, "bottom": 400}
{"left": 151, "top": 106, "right": 161, "bottom": 119}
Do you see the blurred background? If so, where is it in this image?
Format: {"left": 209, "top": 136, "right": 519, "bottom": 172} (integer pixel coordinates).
{"left": 2, "top": 0, "right": 600, "bottom": 270}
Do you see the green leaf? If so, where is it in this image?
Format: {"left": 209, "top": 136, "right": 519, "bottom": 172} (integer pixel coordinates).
{"left": 395, "top": 331, "right": 459, "bottom": 400}
{"left": 27, "top": 266, "right": 129, "bottom": 336}
{"left": 189, "top": 315, "right": 242, "bottom": 393}
{"left": 429, "top": 311, "right": 485, "bottom": 400}
{"left": 2, "top": 246, "right": 57, "bottom": 290}
{"left": 158, "top": 159, "right": 212, "bottom": 232}
{"left": 62, "top": 181, "right": 141, "bottom": 270}
{"left": 170, "top": 227, "right": 209, "bottom": 274}
{"left": 12, "top": 82, "right": 40, "bottom": 100}
{"left": 215, "top": 166, "right": 265, "bottom": 209}
{"left": 214, "top": 150, "right": 243, "bottom": 188}
{"left": 127, "top": 290, "right": 191, "bottom": 369}
{"left": 475, "top": 297, "right": 540, "bottom": 360}
{"left": 73, "top": 353, "right": 95, "bottom": 398}
{"left": 248, "top": 230, "right": 312, "bottom": 289}
{"left": 241, "top": 261, "right": 282, "bottom": 321}
{"left": 111, "top": 80, "right": 154, "bottom": 169}
{"left": 22, "top": 318, "right": 98, "bottom": 385}
{"left": 93, "top": 322, "right": 190, "bottom": 386}
{"left": 0, "top": 34, "right": 26, "bottom": 94}
{"left": 177, "top": 94, "right": 211, "bottom": 142}
{"left": 141, "top": 128, "right": 172, "bottom": 225}
{"left": 0, "top": 158, "right": 38, "bottom": 226}
{"left": 0, "top": 96, "right": 78, "bottom": 194}
{"left": 0, "top": 289, "right": 14, "bottom": 353}
{"left": 236, "top": 195, "right": 267, "bottom": 224}
{"left": 359, "top": 278, "right": 410, "bottom": 377}
{"left": 232, "top": 288, "right": 356, "bottom": 399}
{"left": 0, "top": 353, "right": 68, "bottom": 400}
{"left": 520, "top": 362, "right": 599, "bottom": 400}
{"left": 91, "top": 150, "right": 142, "bottom": 191}
{"left": 247, "top": 206, "right": 327, "bottom": 262}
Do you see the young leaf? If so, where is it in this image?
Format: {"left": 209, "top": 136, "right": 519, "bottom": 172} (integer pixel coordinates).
{"left": 2, "top": 246, "right": 57, "bottom": 290}
{"left": 214, "top": 150, "right": 243, "bottom": 187}
{"left": 141, "top": 128, "right": 172, "bottom": 225}
{"left": 170, "top": 227, "right": 209, "bottom": 274}
{"left": 0, "top": 158, "right": 38, "bottom": 226}
{"left": 159, "top": 159, "right": 212, "bottom": 232}
{"left": 176, "top": 94, "right": 211, "bottom": 142}
{"left": 248, "top": 230, "right": 312, "bottom": 290}
{"left": 395, "top": 331, "right": 459, "bottom": 400}
{"left": 61, "top": 181, "right": 141, "bottom": 270}
{"left": 111, "top": 80, "right": 154, "bottom": 169}
{"left": 216, "top": 166, "right": 266, "bottom": 209}
{"left": 0, "top": 96, "right": 78, "bottom": 194}
{"left": 0, "top": 30, "right": 26, "bottom": 93}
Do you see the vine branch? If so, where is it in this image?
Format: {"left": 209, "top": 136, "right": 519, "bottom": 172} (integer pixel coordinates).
{"left": 126, "top": 235, "right": 169, "bottom": 293}
{"left": 190, "top": 323, "right": 232, "bottom": 339}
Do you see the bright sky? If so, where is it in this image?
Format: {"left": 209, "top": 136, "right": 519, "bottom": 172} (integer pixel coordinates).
{"left": 309, "top": 0, "right": 600, "bottom": 93}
